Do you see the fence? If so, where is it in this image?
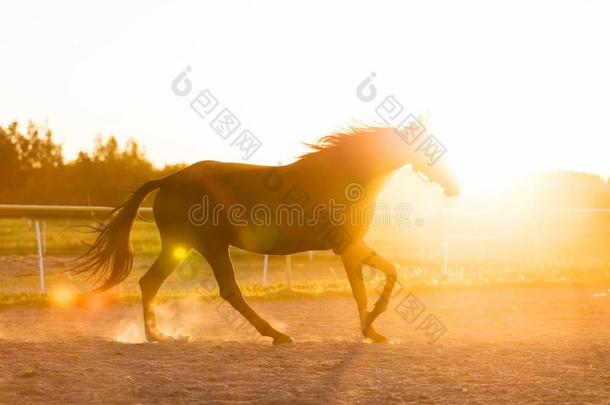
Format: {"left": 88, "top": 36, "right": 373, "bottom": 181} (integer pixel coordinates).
{"left": 0, "top": 205, "right": 153, "bottom": 292}
{"left": 1, "top": 204, "right": 609, "bottom": 293}
{"left": 0, "top": 204, "right": 288, "bottom": 292}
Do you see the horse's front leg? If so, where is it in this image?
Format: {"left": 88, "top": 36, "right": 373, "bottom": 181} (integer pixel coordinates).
{"left": 341, "top": 253, "right": 388, "bottom": 342}
{"left": 342, "top": 241, "right": 397, "bottom": 342}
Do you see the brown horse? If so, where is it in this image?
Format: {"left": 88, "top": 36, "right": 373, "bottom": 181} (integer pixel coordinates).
{"left": 75, "top": 126, "right": 459, "bottom": 344}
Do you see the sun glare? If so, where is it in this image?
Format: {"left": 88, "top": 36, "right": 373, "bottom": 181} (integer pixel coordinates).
{"left": 449, "top": 153, "right": 523, "bottom": 197}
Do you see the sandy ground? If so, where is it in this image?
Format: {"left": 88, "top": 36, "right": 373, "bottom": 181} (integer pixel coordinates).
{"left": 1, "top": 285, "right": 610, "bottom": 404}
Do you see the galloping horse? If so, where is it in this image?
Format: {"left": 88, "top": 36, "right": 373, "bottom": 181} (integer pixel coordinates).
{"left": 75, "top": 126, "right": 459, "bottom": 344}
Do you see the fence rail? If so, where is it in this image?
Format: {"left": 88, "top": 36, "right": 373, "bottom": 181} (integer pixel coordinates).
{"left": 0, "top": 204, "right": 152, "bottom": 219}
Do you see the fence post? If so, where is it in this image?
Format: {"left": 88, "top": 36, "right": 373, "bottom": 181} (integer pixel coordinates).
{"left": 262, "top": 254, "right": 268, "bottom": 286}
{"left": 533, "top": 215, "right": 541, "bottom": 265}
{"left": 285, "top": 255, "right": 292, "bottom": 290}
{"left": 442, "top": 209, "right": 449, "bottom": 276}
{"left": 35, "top": 220, "right": 45, "bottom": 293}
{"left": 42, "top": 220, "right": 47, "bottom": 256}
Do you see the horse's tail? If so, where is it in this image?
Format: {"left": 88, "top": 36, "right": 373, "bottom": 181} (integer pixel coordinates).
{"left": 73, "top": 179, "right": 163, "bottom": 293}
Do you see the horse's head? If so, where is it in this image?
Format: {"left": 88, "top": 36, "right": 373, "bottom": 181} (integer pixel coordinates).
{"left": 301, "top": 126, "right": 461, "bottom": 198}
{"left": 413, "top": 157, "right": 460, "bottom": 197}
{"left": 382, "top": 126, "right": 460, "bottom": 197}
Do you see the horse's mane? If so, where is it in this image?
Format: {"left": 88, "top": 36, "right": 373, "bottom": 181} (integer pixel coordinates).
{"left": 298, "top": 126, "right": 379, "bottom": 160}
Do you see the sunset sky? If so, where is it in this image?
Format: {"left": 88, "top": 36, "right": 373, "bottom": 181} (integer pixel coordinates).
{"left": 1, "top": 0, "right": 609, "bottom": 192}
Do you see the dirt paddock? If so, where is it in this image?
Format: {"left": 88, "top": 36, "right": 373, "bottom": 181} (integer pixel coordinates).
{"left": 1, "top": 285, "right": 609, "bottom": 404}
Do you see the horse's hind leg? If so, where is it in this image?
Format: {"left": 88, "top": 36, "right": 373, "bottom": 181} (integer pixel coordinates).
{"left": 201, "top": 245, "right": 294, "bottom": 345}
{"left": 139, "top": 246, "right": 182, "bottom": 342}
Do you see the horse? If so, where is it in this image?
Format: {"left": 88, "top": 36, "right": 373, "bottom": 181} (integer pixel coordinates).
{"left": 74, "top": 126, "right": 459, "bottom": 345}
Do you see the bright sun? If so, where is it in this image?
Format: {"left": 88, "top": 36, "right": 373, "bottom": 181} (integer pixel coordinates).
{"left": 449, "top": 154, "right": 522, "bottom": 197}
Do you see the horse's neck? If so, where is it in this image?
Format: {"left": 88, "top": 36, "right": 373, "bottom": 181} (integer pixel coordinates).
{"left": 367, "top": 170, "right": 399, "bottom": 198}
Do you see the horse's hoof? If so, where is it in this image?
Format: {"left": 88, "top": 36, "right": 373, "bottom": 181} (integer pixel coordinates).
{"left": 363, "top": 327, "right": 389, "bottom": 343}
{"left": 369, "top": 334, "right": 389, "bottom": 343}
{"left": 146, "top": 331, "right": 183, "bottom": 343}
{"left": 273, "top": 334, "right": 295, "bottom": 345}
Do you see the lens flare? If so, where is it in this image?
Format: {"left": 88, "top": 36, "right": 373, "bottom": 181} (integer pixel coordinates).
{"left": 48, "top": 284, "right": 77, "bottom": 307}
{"left": 173, "top": 246, "right": 188, "bottom": 260}
{"left": 85, "top": 293, "right": 108, "bottom": 311}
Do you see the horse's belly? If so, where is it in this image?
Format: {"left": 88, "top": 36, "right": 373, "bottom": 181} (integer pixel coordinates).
{"left": 228, "top": 223, "right": 355, "bottom": 255}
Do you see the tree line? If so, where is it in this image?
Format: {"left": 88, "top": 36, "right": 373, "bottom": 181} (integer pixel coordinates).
{"left": 0, "top": 122, "right": 185, "bottom": 206}
{"left": 1, "top": 121, "right": 609, "bottom": 208}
